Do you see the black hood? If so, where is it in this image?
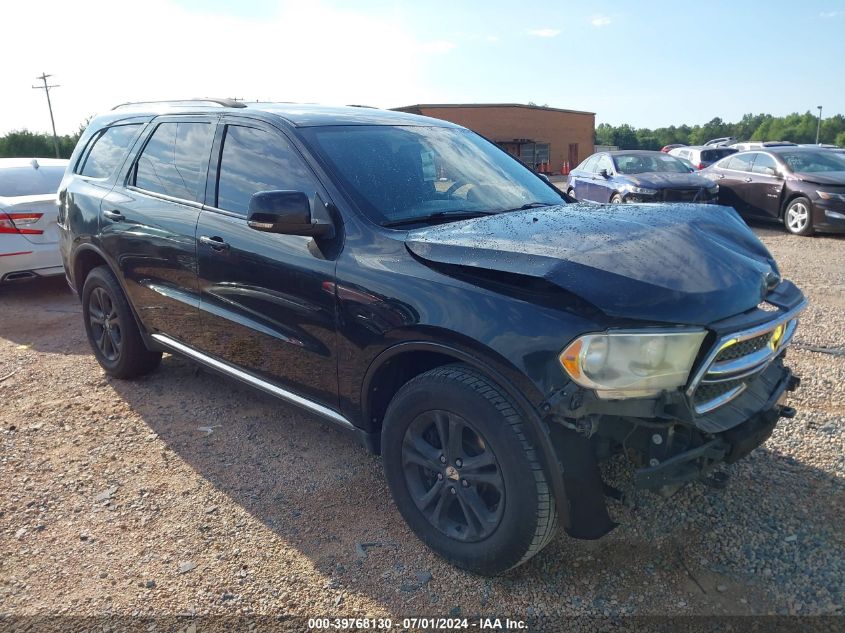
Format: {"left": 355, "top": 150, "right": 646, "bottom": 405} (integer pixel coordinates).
{"left": 793, "top": 170, "right": 845, "bottom": 186}
{"left": 619, "top": 172, "right": 712, "bottom": 189}
{"left": 405, "top": 204, "right": 780, "bottom": 326}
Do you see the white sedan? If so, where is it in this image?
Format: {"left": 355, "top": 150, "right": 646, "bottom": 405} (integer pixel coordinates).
{"left": 0, "top": 157, "right": 68, "bottom": 283}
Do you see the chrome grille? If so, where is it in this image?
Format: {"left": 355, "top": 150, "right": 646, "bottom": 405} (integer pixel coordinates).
{"left": 688, "top": 303, "right": 806, "bottom": 415}
{"left": 713, "top": 332, "right": 772, "bottom": 362}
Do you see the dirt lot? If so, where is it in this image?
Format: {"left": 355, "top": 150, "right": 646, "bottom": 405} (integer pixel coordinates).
{"left": 1, "top": 224, "right": 843, "bottom": 627}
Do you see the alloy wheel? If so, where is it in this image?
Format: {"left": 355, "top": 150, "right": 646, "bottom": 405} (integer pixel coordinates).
{"left": 787, "top": 202, "right": 809, "bottom": 233}
{"left": 88, "top": 286, "right": 122, "bottom": 361}
{"left": 402, "top": 410, "right": 505, "bottom": 542}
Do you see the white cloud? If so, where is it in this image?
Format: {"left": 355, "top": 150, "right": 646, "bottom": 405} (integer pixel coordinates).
{"left": 527, "top": 28, "right": 561, "bottom": 38}
{"left": 0, "top": 0, "right": 454, "bottom": 135}
{"left": 819, "top": 10, "right": 843, "bottom": 18}
{"left": 591, "top": 14, "right": 612, "bottom": 27}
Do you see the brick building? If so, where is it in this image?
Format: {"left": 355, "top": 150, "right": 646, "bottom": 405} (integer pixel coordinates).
{"left": 393, "top": 103, "right": 595, "bottom": 174}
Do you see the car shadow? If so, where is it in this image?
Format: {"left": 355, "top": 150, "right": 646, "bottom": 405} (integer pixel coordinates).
{"left": 0, "top": 276, "right": 87, "bottom": 355}
{"left": 106, "top": 353, "right": 844, "bottom": 617}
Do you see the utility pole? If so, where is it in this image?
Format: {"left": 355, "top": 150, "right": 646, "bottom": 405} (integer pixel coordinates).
{"left": 815, "top": 105, "right": 823, "bottom": 145}
{"left": 32, "top": 73, "right": 61, "bottom": 158}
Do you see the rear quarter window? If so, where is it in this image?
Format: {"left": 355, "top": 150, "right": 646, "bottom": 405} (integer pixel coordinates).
{"left": 77, "top": 124, "right": 142, "bottom": 179}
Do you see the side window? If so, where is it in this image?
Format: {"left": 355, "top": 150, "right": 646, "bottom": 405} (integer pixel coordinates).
{"left": 578, "top": 155, "right": 599, "bottom": 173}
{"left": 133, "top": 121, "right": 215, "bottom": 202}
{"left": 751, "top": 153, "right": 778, "bottom": 175}
{"left": 215, "top": 125, "right": 318, "bottom": 215}
{"left": 595, "top": 155, "right": 613, "bottom": 174}
{"left": 678, "top": 149, "right": 690, "bottom": 159}
{"left": 78, "top": 124, "right": 142, "bottom": 179}
{"left": 726, "top": 153, "right": 755, "bottom": 172}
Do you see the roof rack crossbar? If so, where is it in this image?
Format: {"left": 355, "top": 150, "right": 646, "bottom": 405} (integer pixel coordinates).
{"left": 112, "top": 98, "right": 247, "bottom": 110}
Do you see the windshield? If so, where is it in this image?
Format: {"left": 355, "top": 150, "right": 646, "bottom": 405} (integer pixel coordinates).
{"left": 613, "top": 153, "right": 689, "bottom": 175}
{"left": 301, "top": 125, "right": 564, "bottom": 226}
{"left": 0, "top": 165, "right": 65, "bottom": 197}
{"left": 779, "top": 151, "right": 845, "bottom": 174}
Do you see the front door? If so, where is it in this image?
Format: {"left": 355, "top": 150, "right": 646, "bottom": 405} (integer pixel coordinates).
{"left": 100, "top": 116, "right": 216, "bottom": 344}
{"left": 195, "top": 119, "right": 340, "bottom": 408}
{"left": 747, "top": 153, "right": 785, "bottom": 218}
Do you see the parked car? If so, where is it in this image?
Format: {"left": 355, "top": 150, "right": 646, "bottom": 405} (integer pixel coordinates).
{"left": 60, "top": 100, "right": 806, "bottom": 575}
{"left": 567, "top": 150, "right": 719, "bottom": 203}
{"left": 0, "top": 158, "right": 68, "bottom": 283}
{"left": 701, "top": 147, "right": 845, "bottom": 235}
{"left": 704, "top": 136, "right": 738, "bottom": 147}
{"left": 669, "top": 145, "right": 737, "bottom": 169}
{"left": 730, "top": 141, "right": 796, "bottom": 152}
{"left": 660, "top": 143, "right": 686, "bottom": 153}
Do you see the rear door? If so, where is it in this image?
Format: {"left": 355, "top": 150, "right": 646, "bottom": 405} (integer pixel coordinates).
{"left": 195, "top": 118, "right": 340, "bottom": 408}
{"left": 568, "top": 155, "right": 598, "bottom": 200}
{"left": 747, "top": 152, "right": 784, "bottom": 218}
{"left": 100, "top": 115, "right": 216, "bottom": 344}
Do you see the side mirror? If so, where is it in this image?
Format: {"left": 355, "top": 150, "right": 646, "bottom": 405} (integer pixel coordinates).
{"left": 599, "top": 169, "right": 610, "bottom": 178}
{"left": 537, "top": 173, "right": 551, "bottom": 184}
{"left": 247, "top": 191, "right": 333, "bottom": 237}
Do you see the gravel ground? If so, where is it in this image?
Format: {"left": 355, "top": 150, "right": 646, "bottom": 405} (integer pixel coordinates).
{"left": 1, "top": 225, "right": 843, "bottom": 628}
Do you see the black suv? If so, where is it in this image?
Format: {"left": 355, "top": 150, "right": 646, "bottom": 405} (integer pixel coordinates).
{"left": 59, "top": 100, "right": 806, "bottom": 575}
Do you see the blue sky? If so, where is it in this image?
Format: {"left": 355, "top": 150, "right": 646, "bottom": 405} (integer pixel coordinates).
{"left": 3, "top": 0, "right": 843, "bottom": 135}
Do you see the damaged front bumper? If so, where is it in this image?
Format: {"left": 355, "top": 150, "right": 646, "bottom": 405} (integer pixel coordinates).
{"left": 545, "top": 356, "right": 800, "bottom": 541}
{"left": 634, "top": 369, "right": 799, "bottom": 490}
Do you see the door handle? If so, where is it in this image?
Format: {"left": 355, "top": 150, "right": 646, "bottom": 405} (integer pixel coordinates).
{"left": 744, "top": 177, "right": 753, "bottom": 183}
{"left": 103, "top": 209, "right": 125, "bottom": 221}
{"left": 718, "top": 174, "right": 725, "bottom": 179}
{"left": 199, "top": 235, "right": 230, "bottom": 251}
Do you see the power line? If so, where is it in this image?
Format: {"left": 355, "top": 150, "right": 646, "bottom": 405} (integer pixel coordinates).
{"left": 32, "top": 73, "right": 61, "bottom": 158}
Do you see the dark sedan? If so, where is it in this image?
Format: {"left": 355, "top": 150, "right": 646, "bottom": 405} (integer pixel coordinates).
{"left": 701, "top": 147, "right": 845, "bottom": 236}
{"left": 567, "top": 150, "right": 719, "bottom": 204}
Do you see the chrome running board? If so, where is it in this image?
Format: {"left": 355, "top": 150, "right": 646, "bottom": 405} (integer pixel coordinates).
{"left": 151, "top": 333, "right": 355, "bottom": 430}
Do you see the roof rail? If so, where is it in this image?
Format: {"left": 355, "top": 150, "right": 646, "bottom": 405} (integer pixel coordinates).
{"left": 112, "top": 98, "right": 247, "bottom": 110}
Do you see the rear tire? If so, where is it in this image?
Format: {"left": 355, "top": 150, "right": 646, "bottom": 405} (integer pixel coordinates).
{"left": 783, "top": 196, "right": 814, "bottom": 236}
{"left": 81, "top": 266, "right": 161, "bottom": 378}
{"left": 566, "top": 187, "right": 576, "bottom": 200}
{"left": 381, "top": 364, "right": 557, "bottom": 575}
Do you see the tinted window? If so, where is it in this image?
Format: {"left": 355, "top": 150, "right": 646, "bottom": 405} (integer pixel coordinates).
{"left": 216, "top": 125, "right": 318, "bottom": 215}
{"left": 79, "top": 124, "right": 142, "bottom": 178}
{"left": 701, "top": 148, "right": 737, "bottom": 163}
{"left": 133, "top": 121, "right": 215, "bottom": 202}
{"left": 0, "top": 165, "right": 65, "bottom": 197}
{"left": 751, "top": 153, "right": 778, "bottom": 175}
{"left": 725, "top": 153, "right": 755, "bottom": 172}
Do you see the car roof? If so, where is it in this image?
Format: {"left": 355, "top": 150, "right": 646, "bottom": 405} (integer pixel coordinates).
{"left": 104, "top": 100, "right": 459, "bottom": 129}
{"left": 0, "top": 157, "right": 69, "bottom": 169}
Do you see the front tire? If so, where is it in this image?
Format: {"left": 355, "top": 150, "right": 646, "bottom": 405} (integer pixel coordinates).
{"left": 381, "top": 364, "right": 557, "bottom": 575}
{"left": 783, "top": 197, "right": 814, "bottom": 236}
{"left": 81, "top": 266, "right": 162, "bottom": 378}
{"left": 610, "top": 193, "right": 624, "bottom": 204}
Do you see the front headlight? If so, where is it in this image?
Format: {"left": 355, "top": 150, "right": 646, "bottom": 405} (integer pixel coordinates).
{"left": 624, "top": 185, "right": 658, "bottom": 195}
{"left": 817, "top": 190, "right": 845, "bottom": 202}
{"left": 559, "top": 330, "right": 707, "bottom": 399}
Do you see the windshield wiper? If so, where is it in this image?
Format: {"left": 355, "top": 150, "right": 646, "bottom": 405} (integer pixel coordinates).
{"left": 503, "top": 202, "right": 556, "bottom": 212}
{"left": 382, "top": 210, "right": 495, "bottom": 228}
